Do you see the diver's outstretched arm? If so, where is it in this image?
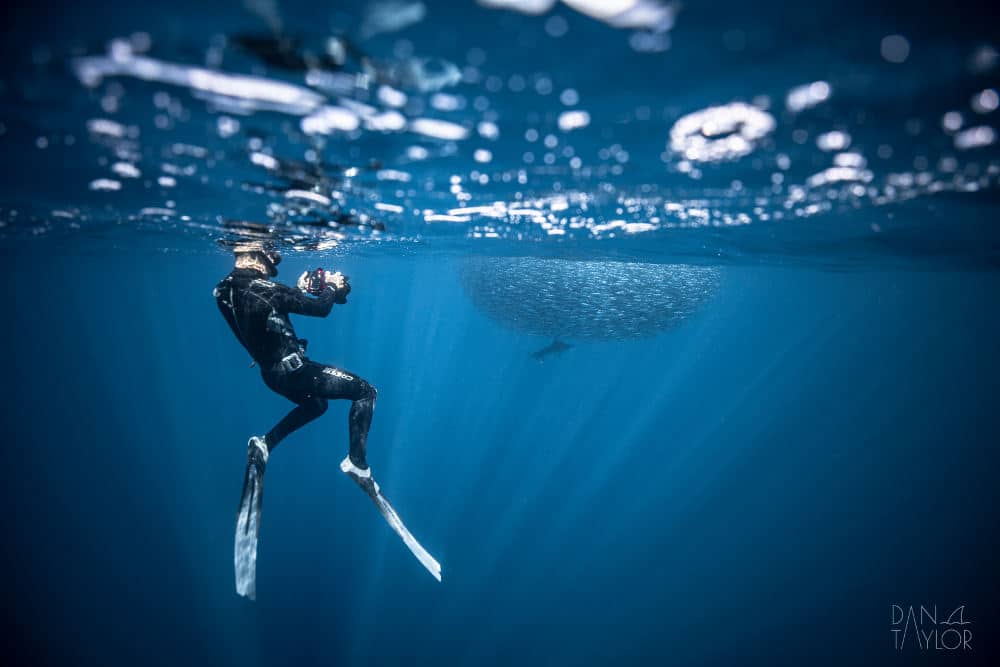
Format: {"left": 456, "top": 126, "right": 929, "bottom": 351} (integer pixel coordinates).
{"left": 277, "top": 280, "right": 336, "bottom": 317}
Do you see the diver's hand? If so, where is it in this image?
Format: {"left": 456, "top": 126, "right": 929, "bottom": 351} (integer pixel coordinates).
{"left": 325, "top": 271, "right": 351, "bottom": 303}
{"left": 325, "top": 271, "right": 347, "bottom": 290}
{"left": 296, "top": 271, "right": 310, "bottom": 292}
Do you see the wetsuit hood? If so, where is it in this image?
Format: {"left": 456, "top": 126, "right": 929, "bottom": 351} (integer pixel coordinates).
{"left": 234, "top": 245, "right": 282, "bottom": 276}
{"left": 258, "top": 250, "right": 282, "bottom": 276}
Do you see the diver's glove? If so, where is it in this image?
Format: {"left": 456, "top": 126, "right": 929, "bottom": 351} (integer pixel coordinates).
{"left": 297, "top": 268, "right": 350, "bottom": 302}
{"left": 325, "top": 270, "right": 351, "bottom": 303}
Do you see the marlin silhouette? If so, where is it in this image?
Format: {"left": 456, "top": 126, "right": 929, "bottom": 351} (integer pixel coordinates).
{"left": 530, "top": 339, "right": 573, "bottom": 363}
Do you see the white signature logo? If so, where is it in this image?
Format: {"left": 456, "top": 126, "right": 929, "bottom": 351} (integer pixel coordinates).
{"left": 891, "top": 605, "right": 972, "bottom": 651}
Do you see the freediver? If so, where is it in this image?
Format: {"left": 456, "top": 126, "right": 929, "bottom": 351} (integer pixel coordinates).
{"left": 215, "top": 242, "right": 440, "bottom": 598}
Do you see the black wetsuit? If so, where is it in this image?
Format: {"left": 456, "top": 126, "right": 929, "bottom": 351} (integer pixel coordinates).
{"left": 215, "top": 267, "right": 376, "bottom": 467}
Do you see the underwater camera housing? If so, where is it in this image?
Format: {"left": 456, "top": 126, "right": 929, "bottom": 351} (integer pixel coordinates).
{"left": 307, "top": 267, "right": 351, "bottom": 303}
{"left": 306, "top": 267, "right": 328, "bottom": 295}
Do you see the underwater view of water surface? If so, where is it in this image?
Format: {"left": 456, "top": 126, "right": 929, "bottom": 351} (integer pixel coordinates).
{"left": 2, "top": 0, "right": 999, "bottom": 664}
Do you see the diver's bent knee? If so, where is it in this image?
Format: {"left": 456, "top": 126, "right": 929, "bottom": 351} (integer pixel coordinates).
{"left": 361, "top": 381, "right": 377, "bottom": 402}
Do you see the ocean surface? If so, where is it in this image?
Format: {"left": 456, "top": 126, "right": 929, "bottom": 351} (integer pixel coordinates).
{"left": 2, "top": 1, "right": 998, "bottom": 665}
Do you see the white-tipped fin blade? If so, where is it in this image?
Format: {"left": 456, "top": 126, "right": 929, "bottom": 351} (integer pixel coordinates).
{"left": 234, "top": 462, "right": 264, "bottom": 599}
{"left": 373, "top": 492, "right": 442, "bottom": 581}
{"left": 341, "top": 456, "right": 442, "bottom": 582}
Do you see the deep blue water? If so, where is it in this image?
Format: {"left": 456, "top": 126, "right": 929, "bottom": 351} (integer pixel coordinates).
{"left": 2, "top": 1, "right": 999, "bottom": 665}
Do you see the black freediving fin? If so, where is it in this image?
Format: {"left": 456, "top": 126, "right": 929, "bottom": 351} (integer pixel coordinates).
{"left": 234, "top": 437, "right": 268, "bottom": 600}
{"left": 340, "top": 457, "right": 442, "bottom": 582}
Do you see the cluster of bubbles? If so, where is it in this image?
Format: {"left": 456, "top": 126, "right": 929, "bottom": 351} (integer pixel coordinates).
{"left": 2, "top": 6, "right": 997, "bottom": 341}
{"left": 668, "top": 103, "right": 776, "bottom": 163}
{"left": 479, "top": 0, "right": 677, "bottom": 52}
{"left": 1, "top": 3, "right": 997, "bottom": 254}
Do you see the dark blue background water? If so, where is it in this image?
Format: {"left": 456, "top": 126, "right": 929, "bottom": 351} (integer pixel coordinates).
{"left": 5, "top": 243, "right": 998, "bottom": 665}
{"left": 2, "top": 0, "right": 999, "bottom": 665}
